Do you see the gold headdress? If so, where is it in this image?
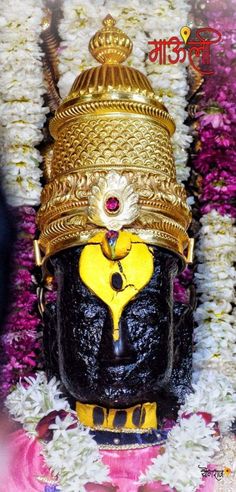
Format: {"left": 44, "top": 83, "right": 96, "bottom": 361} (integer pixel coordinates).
{"left": 37, "top": 15, "right": 192, "bottom": 265}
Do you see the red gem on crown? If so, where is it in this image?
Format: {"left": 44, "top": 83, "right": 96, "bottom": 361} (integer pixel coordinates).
{"left": 105, "top": 196, "right": 120, "bottom": 213}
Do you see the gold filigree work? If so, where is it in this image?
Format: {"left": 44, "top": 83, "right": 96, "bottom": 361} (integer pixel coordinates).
{"left": 49, "top": 118, "right": 175, "bottom": 180}
{"left": 89, "top": 14, "right": 133, "bottom": 64}
{"left": 37, "top": 17, "right": 192, "bottom": 265}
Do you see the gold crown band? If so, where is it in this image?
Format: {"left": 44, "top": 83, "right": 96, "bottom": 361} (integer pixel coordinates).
{"left": 49, "top": 95, "right": 176, "bottom": 139}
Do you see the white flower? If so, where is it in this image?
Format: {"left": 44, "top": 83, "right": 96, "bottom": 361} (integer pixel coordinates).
{"left": 187, "top": 196, "right": 195, "bottom": 206}
{"left": 5, "top": 372, "right": 70, "bottom": 434}
{"left": 6, "top": 371, "right": 109, "bottom": 491}
{"left": 0, "top": 0, "right": 47, "bottom": 206}
{"left": 141, "top": 414, "right": 219, "bottom": 492}
{"left": 48, "top": 414, "right": 77, "bottom": 442}
{"left": 45, "top": 422, "right": 109, "bottom": 491}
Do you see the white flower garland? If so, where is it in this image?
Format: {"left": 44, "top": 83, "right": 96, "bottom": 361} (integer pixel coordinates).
{"left": 6, "top": 373, "right": 109, "bottom": 492}
{"left": 6, "top": 373, "right": 71, "bottom": 434}
{"left": 193, "top": 211, "right": 236, "bottom": 384}
{"left": 58, "top": 0, "right": 191, "bottom": 183}
{"left": 140, "top": 414, "right": 219, "bottom": 492}
{"left": 183, "top": 210, "right": 236, "bottom": 432}
{"left": 4, "top": 212, "right": 236, "bottom": 492}
{"left": 144, "top": 0, "right": 192, "bottom": 183}
{"left": 58, "top": 0, "right": 101, "bottom": 98}
{"left": 142, "top": 210, "right": 236, "bottom": 490}
{"left": 0, "top": 0, "right": 47, "bottom": 206}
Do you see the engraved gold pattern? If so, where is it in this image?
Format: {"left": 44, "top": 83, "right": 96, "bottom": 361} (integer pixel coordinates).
{"left": 50, "top": 99, "right": 175, "bottom": 138}
{"left": 98, "top": 441, "right": 165, "bottom": 450}
{"left": 89, "top": 14, "right": 133, "bottom": 65}
{"left": 37, "top": 17, "right": 192, "bottom": 264}
{"left": 50, "top": 118, "right": 175, "bottom": 180}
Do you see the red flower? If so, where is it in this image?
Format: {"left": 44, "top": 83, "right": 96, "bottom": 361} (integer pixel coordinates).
{"left": 182, "top": 411, "right": 213, "bottom": 425}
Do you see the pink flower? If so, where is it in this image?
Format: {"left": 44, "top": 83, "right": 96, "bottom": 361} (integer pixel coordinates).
{"left": 201, "top": 203, "right": 236, "bottom": 218}
{"left": 200, "top": 170, "right": 236, "bottom": 209}
{"left": 202, "top": 113, "right": 228, "bottom": 129}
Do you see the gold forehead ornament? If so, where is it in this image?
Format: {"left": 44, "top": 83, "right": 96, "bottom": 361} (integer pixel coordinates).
{"left": 35, "top": 15, "right": 193, "bottom": 268}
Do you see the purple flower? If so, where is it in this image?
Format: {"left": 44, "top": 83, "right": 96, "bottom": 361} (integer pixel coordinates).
{"left": 173, "top": 279, "right": 189, "bottom": 304}
{"left": 200, "top": 170, "right": 236, "bottom": 205}
{"left": 192, "top": 0, "right": 236, "bottom": 225}
{"left": 199, "top": 111, "right": 230, "bottom": 130}
{"left": 0, "top": 207, "right": 42, "bottom": 399}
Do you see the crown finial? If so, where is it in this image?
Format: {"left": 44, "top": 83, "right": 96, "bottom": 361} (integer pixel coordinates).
{"left": 102, "top": 14, "right": 116, "bottom": 27}
{"left": 89, "top": 15, "right": 133, "bottom": 64}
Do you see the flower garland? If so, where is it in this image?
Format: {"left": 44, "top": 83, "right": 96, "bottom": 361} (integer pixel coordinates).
{"left": 193, "top": 38, "right": 236, "bottom": 216}
{"left": 5, "top": 372, "right": 221, "bottom": 492}
{"left": 0, "top": 207, "right": 42, "bottom": 399}
{"left": 190, "top": 0, "right": 236, "bottom": 392}
{"left": 141, "top": 414, "right": 219, "bottom": 492}
{"left": 193, "top": 211, "right": 236, "bottom": 388}
{"left": 6, "top": 373, "right": 109, "bottom": 492}
{"left": 141, "top": 1, "right": 236, "bottom": 489}
{"left": 1, "top": 1, "right": 236, "bottom": 492}
{"left": 0, "top": 0, "right": 47, "bottom": 206}
{"left": 58, "top": 0, "right": 149, "bottom": 98}
{"left": 0, "top": 0, "right": 48, "bottom": 396}
{"left": 58, "top": 0, "right": 192, "bottom": 183}
{"left": 144, "top": 0, "right": 192, "bottom": 183}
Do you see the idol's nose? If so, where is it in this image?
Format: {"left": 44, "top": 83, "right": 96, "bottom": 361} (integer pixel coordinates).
{"left": 100, "top": 315, "right": 136, "bottom": 366}
{"left": 112, "top": 336, "right": 136, "bottom": 365}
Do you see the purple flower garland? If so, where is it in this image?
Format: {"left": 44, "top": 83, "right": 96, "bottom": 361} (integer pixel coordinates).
{"left": 192, "top": 0, "right": 236, "bottom": 218}
{"left": 174, "top": 0, "right": 236, "bottom": 303}
{"left": 0, "top": 207, "right": 42, "bottom": 398}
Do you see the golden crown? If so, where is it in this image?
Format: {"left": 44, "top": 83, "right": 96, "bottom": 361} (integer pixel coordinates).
{"left": 36, "top": 15, "right": 192, "bottom": 266}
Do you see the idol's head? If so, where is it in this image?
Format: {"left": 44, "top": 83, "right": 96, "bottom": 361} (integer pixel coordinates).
{"left": 50, "top": 241, "right": 179, "bottom": 408}
{"left": 38, "top": 18, "right": 193, "bottom": 413}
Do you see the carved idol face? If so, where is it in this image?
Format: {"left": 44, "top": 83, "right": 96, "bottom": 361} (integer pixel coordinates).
{"left": 38, "top": 19, "right": 193, "bottom": 417}
{"left": 49, "top": 238, "right": 180, "bottom": 409}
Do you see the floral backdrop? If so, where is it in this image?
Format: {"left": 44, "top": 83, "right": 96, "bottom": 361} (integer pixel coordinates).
{"left": 0, "top": 1, "right": 235, "bottom": 491}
